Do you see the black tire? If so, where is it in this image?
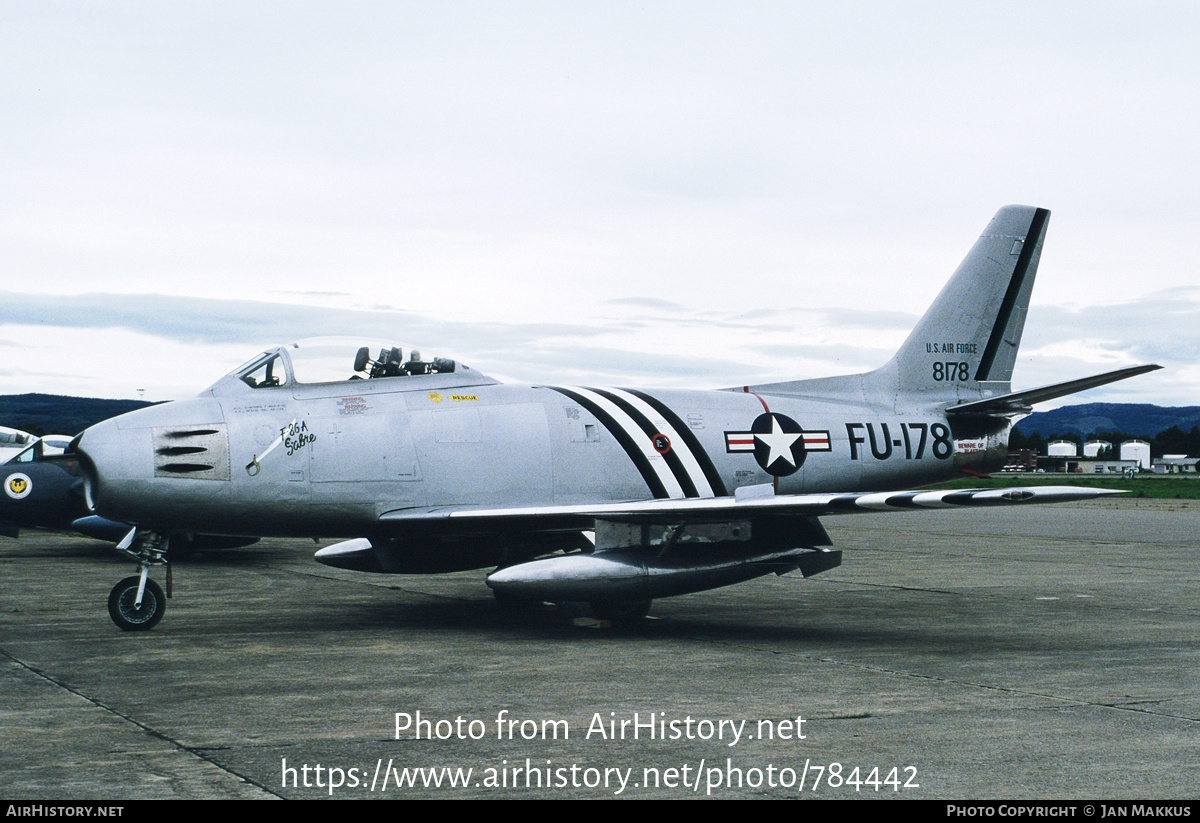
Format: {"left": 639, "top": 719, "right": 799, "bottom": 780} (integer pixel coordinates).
{"left": 590, "top": 599, "right": 652, "bottom": 624}
{"left": 108, "top": 576, "right": 166, "bottom": 631}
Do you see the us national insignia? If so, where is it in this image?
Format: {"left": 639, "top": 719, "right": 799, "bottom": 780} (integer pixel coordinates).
{"left": 725, "top": 413, "right": 831, "bottom": 476}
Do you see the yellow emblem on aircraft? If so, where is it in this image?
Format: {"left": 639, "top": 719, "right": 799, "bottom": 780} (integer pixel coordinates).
{"left": 4, "top": 473, "right": 32, "bottom": 500}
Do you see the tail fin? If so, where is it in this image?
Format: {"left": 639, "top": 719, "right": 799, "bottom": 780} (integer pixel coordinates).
{"left": 885, "top": 205, "right": 1050, "bottom": 400}
{"left": 743, "top": 205, "right": 1159, "bottom": 413}
{"left": 740, "top": 205, "right": 1051, "bottom": 405}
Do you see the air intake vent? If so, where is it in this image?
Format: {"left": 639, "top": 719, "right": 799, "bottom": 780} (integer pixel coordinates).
{"left": 152, "top": 425, "right": 230, "bottom": 481}
{"left": 158, "top": 463, "right": 217, "bottom": 474}
{"left": 156, "top": 445, "right": 209, "bottom": 456}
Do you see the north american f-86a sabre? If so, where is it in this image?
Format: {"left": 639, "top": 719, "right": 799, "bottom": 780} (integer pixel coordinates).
{"left": 73, "top": 206, "right": 1159, "bottom": 629}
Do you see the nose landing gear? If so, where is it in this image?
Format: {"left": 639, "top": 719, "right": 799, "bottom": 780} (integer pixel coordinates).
{"left": 108, "top": 575, "right": 166, "bottom": 630}
{"left": 108, "top": 529, "right": 170, "bottom": 631}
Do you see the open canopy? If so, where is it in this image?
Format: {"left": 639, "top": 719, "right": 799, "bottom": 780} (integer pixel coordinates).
{"left": 226, "top": 338, "right": 467, "bottom": 389}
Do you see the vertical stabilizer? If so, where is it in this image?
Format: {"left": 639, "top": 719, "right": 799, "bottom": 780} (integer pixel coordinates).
{"left": 883, "top": 205, "right": 1049, "bottom": 403}
{"left": 740, "top": 205, "right": 1052, "bottom": 408}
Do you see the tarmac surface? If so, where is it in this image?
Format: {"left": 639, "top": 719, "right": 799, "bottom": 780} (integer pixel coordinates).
{"left": 1, "top": 498, "right": 1197, "bottom": 800}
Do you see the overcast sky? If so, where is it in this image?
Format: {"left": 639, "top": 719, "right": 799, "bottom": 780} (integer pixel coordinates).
{"left": 2, "top": 2, "right": 1196, "bottom": 408}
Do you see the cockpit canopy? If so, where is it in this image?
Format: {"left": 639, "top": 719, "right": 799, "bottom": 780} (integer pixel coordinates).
{"left": 228, "top": 338, "right": 476, "bottom": 390}
{"left": 4, "top": 436, "right": 72, "bottom": 464}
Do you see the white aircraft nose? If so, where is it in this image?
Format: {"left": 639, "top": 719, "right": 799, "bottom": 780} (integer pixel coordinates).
{"left": 74, "top": 397, "right": 228, "bottom": 524}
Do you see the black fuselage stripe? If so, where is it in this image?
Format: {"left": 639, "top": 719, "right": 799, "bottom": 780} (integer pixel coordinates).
{"left": 591, "top": 388, "right": 701, "bottom": 498}
{"left": 626, "top": 389, "right": 729, "bottom": 497}
{"left": 976, "top": 207, "right": 1049, "bottom": 381}
{"left": 548, "top": 387, "right": 670, "bottom": 499}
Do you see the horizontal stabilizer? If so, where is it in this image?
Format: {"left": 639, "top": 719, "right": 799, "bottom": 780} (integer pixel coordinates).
{"left": 945, "top": 364, "right": 1162, "bottom": 416}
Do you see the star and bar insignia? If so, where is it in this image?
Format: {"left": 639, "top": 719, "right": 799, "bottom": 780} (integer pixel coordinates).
{"left": 725, "top": 413, "right": 831, "bottom": 476}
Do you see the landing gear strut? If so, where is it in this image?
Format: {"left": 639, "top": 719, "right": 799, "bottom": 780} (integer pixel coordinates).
{"left": 108, "top": 529, "right": 170, "bottom": 631}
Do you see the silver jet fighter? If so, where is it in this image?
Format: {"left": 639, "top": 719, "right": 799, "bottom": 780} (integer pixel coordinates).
{"left": 75, "top": 206, "right": 1160, "bottom": 629}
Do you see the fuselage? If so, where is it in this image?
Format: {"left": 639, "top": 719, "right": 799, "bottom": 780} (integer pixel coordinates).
{"left": 74, "top": 341, "right": 1003, "bottom": 538}
{"left": 78, "top": 209, "right": 1163, "bottom": 630}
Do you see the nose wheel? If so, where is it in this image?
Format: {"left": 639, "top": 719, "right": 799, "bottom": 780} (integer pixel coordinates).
{"left": 108, "top": 575, "right": 166, "bottom": 630}
{"left": 109, "top": 529, "right": 170, "bottom": 631}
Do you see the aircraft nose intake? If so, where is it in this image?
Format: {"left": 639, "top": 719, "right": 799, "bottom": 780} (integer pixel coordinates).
{"left": 74, "top": 418, "right": 123, "bottom": 514}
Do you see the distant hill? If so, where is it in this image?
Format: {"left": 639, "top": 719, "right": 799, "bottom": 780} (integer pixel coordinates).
{"left": 1013, "top": 403, "right": 1200, "bottom": 440}
{"left": 0, "top": 393, "right": 156, "bottom": 437}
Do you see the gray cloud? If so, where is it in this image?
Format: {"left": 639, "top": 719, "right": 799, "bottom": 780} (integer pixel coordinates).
{"left": 2, "top": 283, "right": 1192, "bottom": 406}
{"left": 1023, "top": 288, "right": 1200, "bottom": 365}
{"left": 0, "top": 291, "right": 603, "bottom": 350}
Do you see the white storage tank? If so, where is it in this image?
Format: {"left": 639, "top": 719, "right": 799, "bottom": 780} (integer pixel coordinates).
{"left": 1120, "top": 440, "right": 1151, "bottom": 470}
{"left": 1048, "top": 440, "right": 1078, "bottom": 457}
{"left": 1083, "top": 440, "right": 1111, "bottom": 457}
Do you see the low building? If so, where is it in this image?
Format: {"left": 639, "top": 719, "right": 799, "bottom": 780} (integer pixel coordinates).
{"left": 1037, "top": 455, "right": 1140, "bottom": 474}
{"left": 1152, "top": 455, "right": 1199, "bottom": 474}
